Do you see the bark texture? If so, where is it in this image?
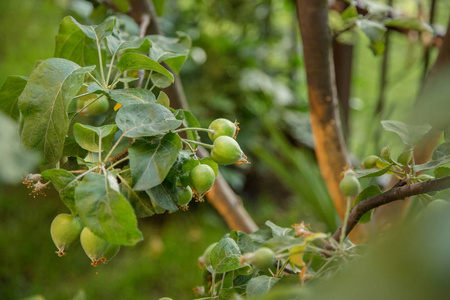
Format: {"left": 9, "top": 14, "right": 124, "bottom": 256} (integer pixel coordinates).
{"left": 296, "top": 0, "right": 350, "bottom": 218}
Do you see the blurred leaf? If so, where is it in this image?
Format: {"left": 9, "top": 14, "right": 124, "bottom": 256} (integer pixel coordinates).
{"left": 352, "top": 185, "right": 381, "bottom": 223}
{"left": 434, "top": 167, "right": 450, "bottom": 179}
{"left": 18, "top": 58, "right": 94, "bottom": 169}
{"left": 115, "top": 103, "right": 182, "bottom": 138}
{"left": 381, "top": 120, "right": 431, "bottom": 147}
{"left": 63, "top": 136, "right": 88, "bottom": 158}
{"left": 119, "top": 169, "right": 155, "bottom": 218}
{"left": 117, "top": 52, "right": 174, "bottom": 82}
{"left": 41, "top": 169, "right": 78, "bottom": 214}
{"left": 356, "top": 19, "right": 387, "bottom": 55}
{"left": 210, "top": 238, "right": 243, "bottom": 274}
{"left": 0, "top": 112, "right": 39, "bottom": 184}
{"left": 355, "top": 164, "right": 393, "bottom": 178}
{"left": 75, "top": 172, "right": 143, "bottom": 245}
{"left": 229, "top": 231, "right": 255, "bottom": 253}
{"left": 265, "top": 220, "right": 294, "bottom": 237}
{"left": 414, "top": 155, "right": 450, "bottom": 172}
{"left": 264, "top": 236, "right": 305, "bottom": 252}
{"left": 109, "top": 88, "right": 156, "bottom": 106}
{"left": 432, "top": 142, "right": 450, "bottom": 160}
{"left": 384, "top": 17, "right": 433, "bottom": 33}
{"left": 246, "top": 276, "right": 280, "bottom": 297}
{"left": 73, "top": 123, "right": 118, "bottom": 152}
{"left": 0, "top": 75, "right": 27, "bottom": 120}
{"left": 129, "top": 133, "right": 182, "bottom": 190}
{"left": 151, "top": 72, "right": 172, "bottom": 88}
{"left": 110, "top": 0, "right": 130, "bottom": 13}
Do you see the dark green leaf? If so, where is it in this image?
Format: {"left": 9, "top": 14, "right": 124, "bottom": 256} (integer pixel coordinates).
{"left": 229, "top": 231, "right": 255, "bottom": 253}
{"left": 352, "top": 185, "right": 382, "bottom": 223}
{"left": 0, "top": 75, "right": 27, "bottom": 120}
{"left": 129, "top": 133, "right": 182, "bottom": 190}
{"left": 75, "top": 172, "right": 143, "bottom": 245}
{"left": 115, "top": 103, "right": 182, "bottom": 138}
{"left": 145, "top": 181, "right": 179, "bottom": 211}
{"left": 54, "top": 16, "right": 100, "bottom": 74}
{"left": 210, "top": 238, "right": 243, "bottom": 274}
{"left": 0, "top": 112, "right": 39, "bottom": 184}
{"left": 63, "top": 136, "right": 88, "bottom": 158}
{"left": 246, "top": 275, "right": 280, "bottom": 297}
{"left": 41, "top": 169, "right": 78, "bottom": 214}
{"left": 265, "top": 220, "right": 294, "bottom": 237}
{"left": 18, "top": 58, "right": 94, "bottom": 168}
{"left": 120, "top": 170, "right": 155, "bottom": 218}
{"left": 109, "top": 88, "right": 156, "bottom": 106}
{"left": 381, "top": 120, "right": 431, "bottom": 147}
{"left": 116, "top": 52, "right": 174, "bottom": 82}
{"left": 72, "top": 123, "right": 118, "bottom": 152}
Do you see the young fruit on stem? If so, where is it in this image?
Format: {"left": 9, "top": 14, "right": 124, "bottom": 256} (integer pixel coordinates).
{"left": 248, "top": 247, "right": 275, "bottom": 270}
{"left": 50, "top": 213, "right": 84, "bottom": 257}
{"left": 177, "top": 186, "right": 193, "bottom": 209}
{"left": 80, "top": 227, "right": 109, "bottom": 266}
{"left": 339, "top": 169, "right": 360, "bottom": 197}
{"left": 189, "top": 164, "right": 216, "bottom": 197}
{"left": 208, "top": 118, "right": 237, "bottom": 141}
{"left": 211, "top": 136, "right": 247, "bottom": 165}
{"left": 363, "top": 155, "right": 381, "bottom": 169}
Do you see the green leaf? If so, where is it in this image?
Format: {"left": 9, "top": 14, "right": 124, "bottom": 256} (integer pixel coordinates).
{"left": 63, "top": 136, "right": 88, "bottom": 158}
{"left": 109, "top": 88, "right": 156, "bottom": 106}
{"left": 264, "top": 236, "right": 306, "bottom": 252}
{"left": 352, "top": 185, "right": 382, "bottom": 223}
{"left": 116, "top": 103, "right": 182, "bottom": 138}
{"left": 129, "top": 133, "right": 182, "bottom": 190}
{"left": 18, "top": 58, "right": 94, "bottom": 169}
{"left": 210, "top": 238, "right": 243, "bottom": 274}
{"left": 0, "top": 75, "right": 27, "bottom": 120}
{"left": 229, "top": 231, "right": 255, "bottom": 253}
{"left": 432, "top": 142, "right": 450, "bottom": 160}
{"left": 72, "top": 123, "right": 118, "bottom": 153}
{"left": 356, "top": 19, "right": 387, "bottom": 55}
{"left": 384, "top": 17, "right": 433, "bottom": 33}
{"left": 94, "top": 17, "right": 116, "bottom": 41}
{"left": 54, "top": 16, "right": 100, "bottom": 74}
{"left": 0, "top": 112, "right": 39, "bottom": 184}
{"left": 356, "top": 164, "right": 393, "bottom": 178}
{"left": 150, "top": 72, "right": 172, "bottom": 88}
{"left": 145, "top": 180, "right": 179, "bottom": 211}
{"left": 147, "top": 32, "right": 191, "bottom": 73}
{"left": 265, "top": 220, "right": 294, "bottom": 237}
{"left": 414, "top": 155, "right": 450, "bottom": 172}
{"left": 119, "top": 170, "right": 155, "bottom": 218}
{"left": 246, "top": 275, "right": 280, "bottom": 297}
{"left": 75, "top": 172, "right": 143, "bottom": 245}
{"left": 41, "top": 169, "right": 78, "bottom": 214}
{"left": 156, "top": 91, "right": 170, "bottom": 108}
{"left": 434, "top": 167, "right": 450, "bottom": 179}
{"left": 116, "top": 52, "right": 174, "bottom": 82}
{"left": 381, "top": 120, "right": 432, "bottom": 147}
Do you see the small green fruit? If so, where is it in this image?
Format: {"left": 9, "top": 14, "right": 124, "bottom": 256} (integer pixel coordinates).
{"left": 102, "top": 243, "right": 120, "bottom": 263}
{"left": 78, "top": 95, "right": 109, "bottom": 115}
{"left": 177, "top": 186, "right": 193, "bottom": 207}
{"left": 189, "top": 164, "right": 216, "bottom": 195}
{"left": 208, "top": 118, "right": 236, "bottom": 141}
{"left": 198, "top": 242, "right": 218, "bottom": 268}
{"left": 251, "top": 247, "right": 275, "bottom": 270}
{"left": 211, "top": 136, "right": 243, "bottom": 165}
{"left": 363, "top": 155, "right": 381, "bottom": 169}
{"left": 80, "top": 227, "right": 109, "bottom": 266}
{"left": 339, "top": 170, "right": 360, "bottom": 197}
{"left": 50, "top": 213, "right": 83, "bottom": 257}
{"left": 381, "top": 146, "right": 392, "bottom": 162}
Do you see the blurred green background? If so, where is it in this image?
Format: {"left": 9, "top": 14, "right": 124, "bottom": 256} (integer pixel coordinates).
{"left": 1, "top": 0, "right": 449, "bottom": 299}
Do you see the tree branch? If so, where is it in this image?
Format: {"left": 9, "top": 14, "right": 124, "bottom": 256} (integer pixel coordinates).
{"left": 333, "top": 175, "right": 450, "bottom": 242}
{"left": 296, "top": 0, "right": 350, "bottom": 219}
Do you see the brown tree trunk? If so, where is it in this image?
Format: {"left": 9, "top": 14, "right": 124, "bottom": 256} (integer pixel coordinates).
{"left": 127, "top": 0, "right": 258, "bottom": 233}
{"left": 295, "top": 0, "right": 350, "bottom": 219}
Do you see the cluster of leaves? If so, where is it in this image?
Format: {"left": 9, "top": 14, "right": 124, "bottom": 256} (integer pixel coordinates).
{"left": 0, "top": 15, "right": 245, "bottom": 256}
{"left": 193, "top": 220, "right": 354, "bottom": 299}
{"left": 330, "top": 0, "right": 435, "bottom": 55}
